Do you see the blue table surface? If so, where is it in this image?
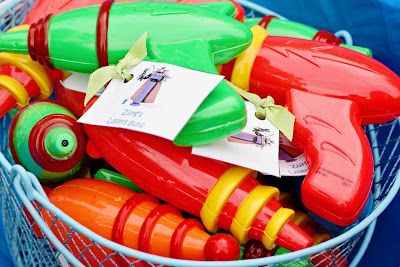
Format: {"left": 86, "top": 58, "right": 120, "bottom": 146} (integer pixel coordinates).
{"left": 0, "top": 0, "right": 399, "bottom": 266}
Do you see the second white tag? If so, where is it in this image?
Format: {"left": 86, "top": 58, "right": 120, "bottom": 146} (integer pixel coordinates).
{"left": 192, "top": 101, "right": 280, "bottom": 177}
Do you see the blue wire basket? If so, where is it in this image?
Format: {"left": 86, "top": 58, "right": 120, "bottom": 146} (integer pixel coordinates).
{"left": 0, "top": 0, "right": 399, "bottom": 266}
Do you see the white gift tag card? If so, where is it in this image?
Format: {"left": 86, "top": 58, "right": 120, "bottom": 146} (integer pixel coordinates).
{"left": 279, "top": 153, "right": 309, "bottom": 176}
{"left": 278, "top": 133, "right": 309, "bottom": 176}
{"left": 78, "top": 61, "right": 223, "bottom": 140}
{"left": 61, "top": 72, "right": 99, "bottom": 94}
{"left": 192, "top": 101, "right": 280, "bottom": 176}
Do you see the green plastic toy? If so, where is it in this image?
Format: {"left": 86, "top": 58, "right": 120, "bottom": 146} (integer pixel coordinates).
{"left": 94, "top": 168, "right": 143, "bottom": 193}
{"left": 0, "top": 1, "right": 253, "bottom": 146}
{"left": 274, "top": 247, "right": 311, "bottom": 267}
{"left": 246, "top": 17, "right": 372, "bottom": 57}
{"left": 9, "top": 101, "right": 86, "bottom": 183}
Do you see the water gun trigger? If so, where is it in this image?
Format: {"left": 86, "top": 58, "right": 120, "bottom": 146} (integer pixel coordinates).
{"left": 288, "top": 89, "right": 374, "bottom": 226}
{"left": 86, "top": 140, "right": 102, "bottom": 159}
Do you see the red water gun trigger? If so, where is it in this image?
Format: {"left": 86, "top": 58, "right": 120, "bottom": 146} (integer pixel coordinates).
{"left": 288, "top": 90, "right": 374, "bottom": 226}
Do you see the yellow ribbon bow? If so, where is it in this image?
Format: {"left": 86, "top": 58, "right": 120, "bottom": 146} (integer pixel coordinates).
{"left": 227, "top": 81, "right": 295, "bottom": 141}
{"left": 84, "top": 32, "right": 148, "bottom": 106}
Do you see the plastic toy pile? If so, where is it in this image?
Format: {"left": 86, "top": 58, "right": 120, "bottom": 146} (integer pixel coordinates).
{"left": 1, "top": 0, "right": 399, "bottom": 266}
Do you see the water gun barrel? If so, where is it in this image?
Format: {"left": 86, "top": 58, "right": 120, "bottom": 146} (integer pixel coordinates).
{"left": 84, "top": 122, "right": 313, "bottom": 251}
{"left": 0, "top": 25, "right": 52, "bottom": 118}
{"left": 278, "top": 193, "right": 331, "bottom": 245}
{"left": 200, "top": 167, "right": 311, "bottom": 251}
{"left": 273, "top": 206, "right": 347, "bottom": 267}
{"left": 25, "top": 0, "right": 245, "bottom": 22}
{"left": 0, "top": 1, "right": 250, "bottom": 73}
{"left": 48, "top": 178, "right": 241, "bottom": 261}
{"left": 249, "top": 15, "right": 372, "bottom": 56}
{"left": 9, "top": 101, "right": 86, "bottom": 183}
{"left": 292, "top": 211, "right": 331, "bottom": 245}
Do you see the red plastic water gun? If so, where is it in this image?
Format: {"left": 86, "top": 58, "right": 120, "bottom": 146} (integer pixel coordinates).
{"left": 46, "top": 178, "right": 240, "bottom": 264}
{"left": 220, "top": 25, "right": 400, "bottom": 226}
{"left": 82, "top": 115, "right": 313, "bottom": 251}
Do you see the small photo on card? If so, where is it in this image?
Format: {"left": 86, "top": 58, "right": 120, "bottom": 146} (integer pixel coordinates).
{"left": 121, "top": 66, "right": 170, "bottom": 106}
{"left": 192, "top": 101, "right": 280, "bottom": 177}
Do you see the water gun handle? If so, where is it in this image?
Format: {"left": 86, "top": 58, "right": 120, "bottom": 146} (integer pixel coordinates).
{"left": 289, "top": 89, "right": 373, "bottom": 226}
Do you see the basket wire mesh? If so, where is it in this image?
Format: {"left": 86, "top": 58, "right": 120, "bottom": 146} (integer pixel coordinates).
{"left": 0, "top": 0, "right": 399, "bottom": 266}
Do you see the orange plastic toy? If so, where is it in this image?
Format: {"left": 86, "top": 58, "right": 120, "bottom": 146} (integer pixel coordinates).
{"left": 46, "top": 178, "right": 241, "bottom": 262}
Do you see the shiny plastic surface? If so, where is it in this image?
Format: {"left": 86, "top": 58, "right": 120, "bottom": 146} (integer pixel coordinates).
{"left": 245, "top": 17, "right": 372, "bottom": 56}
{"left": 0, "top": 1, "right": 253, "bottom": 146}
{"left": 276, "top": 194, "right": 347, "bottom": 267}
{"left": 310, "top": 193, "right": 374, "bottom": 235}
{"left": 25, "top": 0, "right": 245, "bottom": 22}
{"left": 9, "top": 101, "right": 86, "bottom": 183}
{"left": 47, "top": 178, "right": 240, "bottom": 261}
{"left": 272, "top": 204, "right": 347, "bottom": 267}
{"left": 94, "top": 168, "right": 143, "bottom": 193}
{"left": 83, "top": 117, "right": 313, "bottom": 251}
{"left": 278, "top": 194, "right": 331, "bottom": 245}
{"left": 54, "top": 80, "right": 85, "bottom": 117}
{"left": 42, "top": 2, "right": 249, "bottom": 71}
{"left": 247, "top": 17, "right": 316, "bottom": 38}
{"left": 223, "top": 29, "right": 400, "bottom": 226}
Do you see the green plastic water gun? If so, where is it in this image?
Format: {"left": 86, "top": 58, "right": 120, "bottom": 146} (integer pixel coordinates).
{"left": 0, "top": 1, "right": 253, "bottom": 146}
{"left": 94, "top": 168, "right": 143, "bottom": 193}
{"left": 246, "top": 16, "right": 372, "bottom": 57}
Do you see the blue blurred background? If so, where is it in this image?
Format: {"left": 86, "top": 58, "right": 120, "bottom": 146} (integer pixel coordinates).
{"left": 249, "top": 0, "right": 400, "bottom": 75}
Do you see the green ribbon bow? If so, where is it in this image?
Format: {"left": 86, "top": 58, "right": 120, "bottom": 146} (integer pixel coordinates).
{"left": 227, "top": 81, "right": 295, "bottom": 141}
{"left": 84, "top": 32, "right": 148, "bottom": 106}
{"left": 83, "top": 31, "right": 294, "bottom": 141}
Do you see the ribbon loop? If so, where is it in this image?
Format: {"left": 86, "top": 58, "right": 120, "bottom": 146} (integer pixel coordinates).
{"left": 84, "top": 32, "right": 148, "bottom": 106}
{"left": 227, "top": 81, "right": 295, "bottom": 141}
